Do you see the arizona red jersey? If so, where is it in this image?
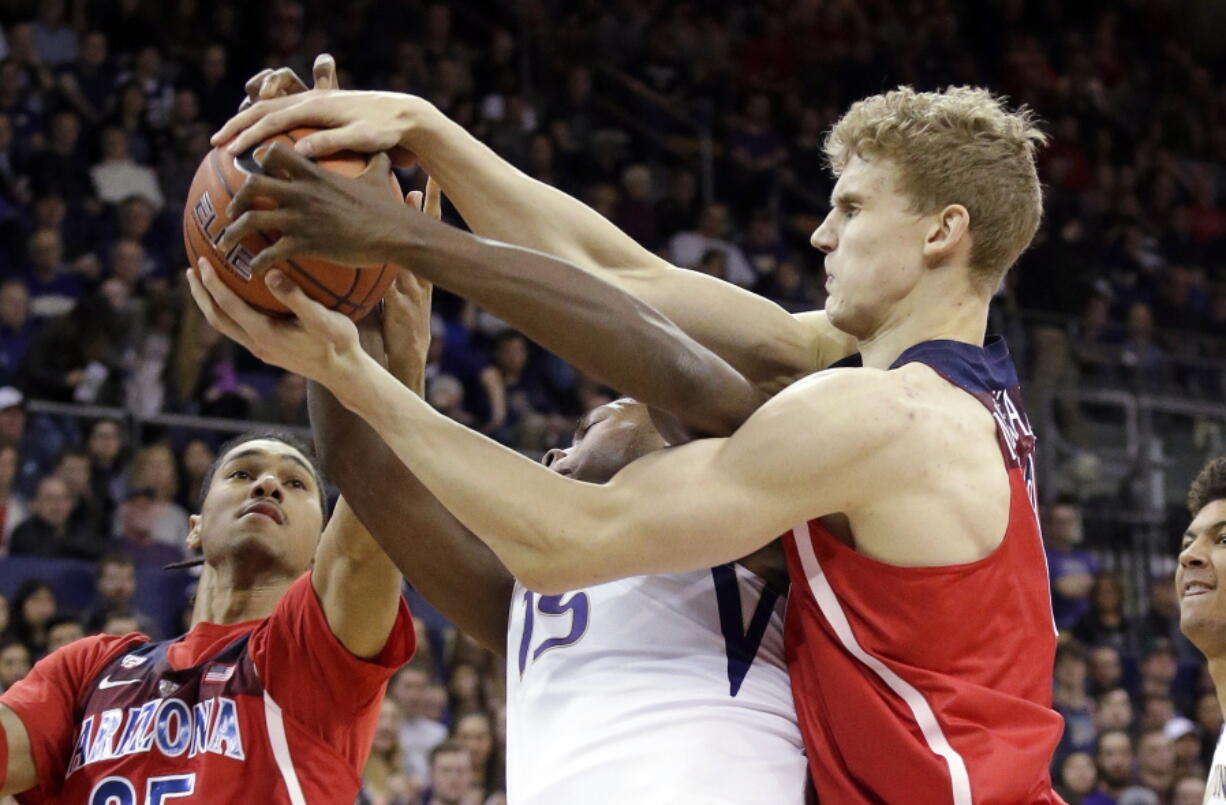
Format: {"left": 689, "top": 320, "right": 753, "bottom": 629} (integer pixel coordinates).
{"left": 1, "top": 572, "right": 414, "bottom": 804}
{"left": 783, "top": 338, "right": 1064, "bottom": 803}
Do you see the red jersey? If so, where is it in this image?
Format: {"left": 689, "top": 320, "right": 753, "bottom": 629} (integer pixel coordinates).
{"left": 783, "top": 338, "right": 1065, "bottom": 804}
{"left": 1, "top": 572, "right": 414, "bottom": 804}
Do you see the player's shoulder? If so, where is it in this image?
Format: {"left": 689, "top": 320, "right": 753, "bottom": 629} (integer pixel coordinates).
{"left": 29, "top": 631, "right": 150, "bottom": 687}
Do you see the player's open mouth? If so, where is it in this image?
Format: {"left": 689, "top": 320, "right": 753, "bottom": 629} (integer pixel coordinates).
{"left": 1183, "top": 580, "right": 1214, "bottom": 598}
{"left": 240, "top": 500, "right": 285, "bottom": 524}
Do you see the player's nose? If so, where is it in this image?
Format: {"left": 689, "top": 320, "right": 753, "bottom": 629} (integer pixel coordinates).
{"left": 1179, "top": 537, "right": 1208, "bottom": 568}
{"left": 542, "top": 448, "right": 566, "bottom": 470}
{"left": 251, "top": 474, "right": 284, "bottom": 501}
{"left": 811, "top": 214, "right": 836, "bottom": 253}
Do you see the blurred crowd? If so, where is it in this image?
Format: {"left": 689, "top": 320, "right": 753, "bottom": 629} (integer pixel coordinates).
{"left": 0, "top": 0, "right": 1224, "bottom": 802}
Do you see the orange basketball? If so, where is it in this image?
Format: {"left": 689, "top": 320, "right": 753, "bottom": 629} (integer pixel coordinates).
{"left": 183, "top": 127, "right": 401, "bottom": 321}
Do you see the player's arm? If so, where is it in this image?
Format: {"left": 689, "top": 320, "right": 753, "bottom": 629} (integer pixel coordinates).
{"left": 311, "top": 183, "right": 514, "bottom": 655}
{"left": 212, "top": 89, "right": 855, "bottom": 385}
{"left": 327, "top": 354, "right": 902, "bottom": 593}
{"left": 217, "top": 144, "right": 767, "bottom": 436}
{"left": 0, "top": 705, "right": 35, "bottom": 796}
{"left": 185, "top": 262, "right": 903, "bottom": 592}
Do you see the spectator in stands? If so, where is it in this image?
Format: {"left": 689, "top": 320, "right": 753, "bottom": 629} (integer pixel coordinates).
{"left": 250, "top": 371, "right": 310, "bottom": 427}
{"left": 0, "top": 386, "right": 53, "bottom": 497}
{"left": 614, "top": 163, "right": 658, "bottom": 249}
{"left": 0, "top": 442, "right": 26, "bottom": 551}
{"left": 422, "top": 741, "right": 475, "bottom": 805}
{"left": 453, "top": 711, "right": 500, "bottom": 802}
{"left": 22, "top": 227, "right": 80, "bottom": 320}
{"left": 1166, "top": 717, "right": 1204, "bottom": 782}
{"left": 89, "top": 126, "right": 162, "bottom": 209}
{"left": 1058, "top": 750, "right": 1098, "bottom": 804}
{"left": 85, "top": 417, "right": 125, "bottom": 518}
{"left": 0, "top": 278, "right": 33, "bottom": 388}
{"left": 1095, "top": 688, "right": 1135, "bottom": 734}
{"left": 391, "top": 663, "right": 449, "bottom": 783}
{"left": 53, "top": 446, "right": 105, "bottom": 539}
{"left": 1074, "top": 572, "right": 1132, "bottom": 654}
{"left": 1046, "top": 498, "right": 1099, "bottom": 630}
{"left": 668, "top": 203, "right": 756, "bottom": 287}
{"left": 26, "top": 109, "right": 91, "bottom": 203}
{"left": 1120, "top": 302, "right": 1171, "bottom": 392}
{"left": 113, "top": 442, "right": 189, "bottom": 556}
{"left": 0, "top": 637, "right": 30, "bottom": 691}
{"left": 1195, "top": 691, "right": 1222, "bottom": 767}
{"left": 1138, "top": 640, "right": 1180, "bottom": 703}
{"left": 9, "top": 473, "right": 106, "bottom": 559}
{"left": 363, "top": 698, "right": 418, "bottom": 805}
{"left": 43, "top": 614, "right": 82, "bottom": 652}
{"left": 1136, "top": 729, "right": 1176, "bottom": 799}
{"left": 7, "top": 579, "right": 55, "bottom": 659}
{"left": 655, "top": 168, "right": 699, "bottom": 238}
{"left": 19, "top": 291, "right": 127, "bottom": 404}
{"left": 83, "top": 552, "right": 156, "bottom": 637}
{"left": 1088, "top": 646, "right": 1124, "bottom": 696}
{"left": 177, "top": 438, "right": 214, "bottom": 513}
{"left": 1094, "top": 730, "right": 1136, "bottom": 801}
{"left": 56, "top": 30, "right": 115, "bottom": 124}
{"left": 1055, "top": 640, "right": 1097, "bottom": 761}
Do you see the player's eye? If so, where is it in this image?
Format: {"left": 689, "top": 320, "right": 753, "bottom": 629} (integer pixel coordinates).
{"left": 227, "top": 469, "right": 251, "bottom": 480}
{"left": 287, "top": 478, "right": 307, "bottom": 490}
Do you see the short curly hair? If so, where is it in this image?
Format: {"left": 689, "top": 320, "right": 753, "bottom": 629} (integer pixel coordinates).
{"left": 825, "top": 85, "right": 1047, "bottom": 292}
{"left": 1188, "top": 456, "right": 1226, "bottom": 517}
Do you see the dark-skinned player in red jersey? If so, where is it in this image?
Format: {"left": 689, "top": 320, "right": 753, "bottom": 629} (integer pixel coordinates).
{"left": 0, "top": 62, "right": 417, "bottom": 805}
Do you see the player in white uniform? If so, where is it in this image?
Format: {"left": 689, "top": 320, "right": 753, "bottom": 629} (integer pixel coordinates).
{"left": 322, "top": 388, "right": 806, "bottom": 802}
{"left": 505, "top": 401, "right": 803, "bottom": 803}
{"left": 1176, "top": 456, "right": 1226, "bottom": 803}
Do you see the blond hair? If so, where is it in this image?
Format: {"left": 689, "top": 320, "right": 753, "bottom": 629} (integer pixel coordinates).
{"left": 825, "top": 86, "right": 1047, "bottom": 290}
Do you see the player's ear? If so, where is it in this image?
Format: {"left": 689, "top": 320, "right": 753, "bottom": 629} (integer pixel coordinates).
{"left": 186, "top": 514, "right": 203, "bottom": 552}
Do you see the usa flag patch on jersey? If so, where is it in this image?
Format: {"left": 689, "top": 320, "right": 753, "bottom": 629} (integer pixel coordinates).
{"left": 204, "top": 664, "right": 235, "bottom": 684}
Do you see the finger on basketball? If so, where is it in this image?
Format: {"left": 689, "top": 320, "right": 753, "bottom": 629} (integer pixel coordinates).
{"left": 260, "top": 68, "right": 308, "bottom": 100}
{"left": 213, "top": 95, "right": 298, "bottom": 149}
{"left": 197, "top": 257, "right": 274, "bottom": 345}
{"left": 357, "top": 152, "right": 392, "bottom": 183}
{"left": 217, "top": 209, "right": 288, "bottom": 253}
{"left": 405, "top": 190, "right": 423, "bottom": 210}
{"left": 264, "top": 270, "right": 327, "bottom": 331}
{"left": 187, "top": 260, "right": 247, "bottom": 343}
{"left": 258, "top": 141, "right": 318, "bottom": 180}
{"left": 312, "top": 54, "right": 338, "bottom": 89}
{"left": 293, "top": 124, "right": 370, "bottom": 159}
{"left": 423, "top": 177, "right": 442, "bottom": 220}
{"left": 226, "top": 173, "right": 282, "bottom": 218}
{"left": 248, "top": 238, "right": 299, "bottom": 276}
{"left": 243, "top": 69, "right": 274, "bottom": 103}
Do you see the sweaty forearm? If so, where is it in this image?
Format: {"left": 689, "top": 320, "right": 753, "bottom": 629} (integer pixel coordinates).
{"left": 309, "top": 381, "right": 513, "bottom": 654}
{"left": 385, "top": 220, "right": 766, "bottom": 435}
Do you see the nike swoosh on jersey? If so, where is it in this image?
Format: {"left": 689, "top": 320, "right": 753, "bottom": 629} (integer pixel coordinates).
{"left": 98, "top": 675, "right": 142, "bottom": 689}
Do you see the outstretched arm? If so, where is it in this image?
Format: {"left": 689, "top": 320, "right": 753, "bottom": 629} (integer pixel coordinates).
{"left": 218, "top": 143, "right": 766, "bottom": 435}
{"left": 212, "top": 88, "right": 856, "bottom": 385}
{"left": 311, "top": 183, "right": 514, "bottom": 655}
{"left": 186, "top": 265, "right": 904, "bottom": 593}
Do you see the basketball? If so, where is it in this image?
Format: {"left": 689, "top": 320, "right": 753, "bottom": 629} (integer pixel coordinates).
{"left": 183, "top": 127, "right": 401, "bottom": 321}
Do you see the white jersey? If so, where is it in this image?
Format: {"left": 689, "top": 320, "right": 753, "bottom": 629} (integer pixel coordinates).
{"left": 1208, "top": 726, "right": 1226, "bottom": 803}
{"left": 505, "top": 563, "right": 806, "bottom": 804}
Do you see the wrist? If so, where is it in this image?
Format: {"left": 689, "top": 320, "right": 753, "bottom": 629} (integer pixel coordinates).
{"left": 396, "top": 95, "right": 445, "bottom": 153}
{"left": 328, "top": 349, "right": 380, "bottom": 414}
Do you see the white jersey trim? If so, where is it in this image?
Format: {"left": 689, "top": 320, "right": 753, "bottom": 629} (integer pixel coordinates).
{"left": 791, "top": 524, "right": 972, "bottom": 805}
{"left": 263, "top": 691, "right": 307, "bottom": 805}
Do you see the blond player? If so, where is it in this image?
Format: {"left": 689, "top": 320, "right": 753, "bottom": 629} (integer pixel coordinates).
{"left": 199, "top": 83, "right": 1063, "bottom": 802}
